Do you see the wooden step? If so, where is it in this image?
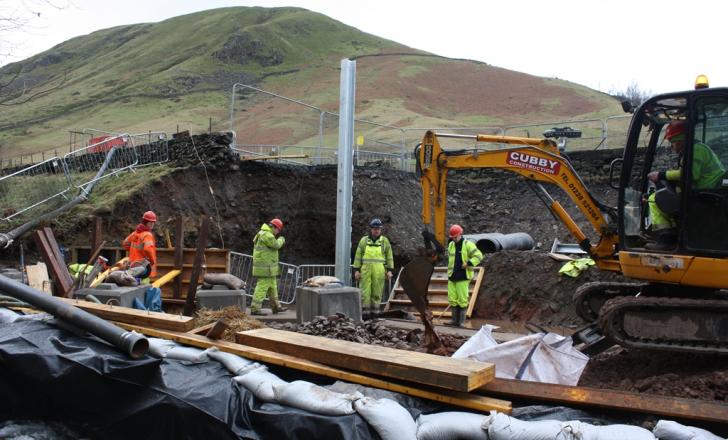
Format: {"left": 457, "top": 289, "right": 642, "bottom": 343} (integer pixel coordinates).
{"left": 389, "top": 299, "right": 450, "bottom": 307}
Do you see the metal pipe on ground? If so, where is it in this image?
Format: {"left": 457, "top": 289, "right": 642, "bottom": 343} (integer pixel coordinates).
{"left": 0, "top": 274, "right": 149, "bottom": 359}
{"left": 464, "top": 232, "right": 535, "bottom": 254}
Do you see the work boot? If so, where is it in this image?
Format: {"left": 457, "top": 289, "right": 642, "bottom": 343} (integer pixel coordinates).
{"left": 250, "top": 309, "right": 267, "bottom": 316}
{"left": 361, "top": 306, "right": 371, "bottom": 321}
{"left": 272, "top": 305, "right": 288, "bottom": 314}
{"left": 445, "top": 307, "right": 459, "bottom": 326}
{"left": 458, "top": 306, "right": 467, "bottom": 327}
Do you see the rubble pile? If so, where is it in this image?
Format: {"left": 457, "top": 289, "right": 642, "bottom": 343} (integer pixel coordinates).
{"left": 194, "top": 306, "right": 265, "bottom": 341}
{"left": 272, "top": 313, "right": 466, "bottom": 354}
{"left": 168, "top": 132, "right": 239, "bottom": 170}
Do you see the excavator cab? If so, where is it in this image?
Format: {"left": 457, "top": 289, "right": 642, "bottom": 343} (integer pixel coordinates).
{"left": 618, "top": 88, "right": 728, "bottom": 282}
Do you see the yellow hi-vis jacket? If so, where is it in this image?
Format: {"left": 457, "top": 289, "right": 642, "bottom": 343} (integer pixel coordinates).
{"left": 252, "top": 223, "right": 285, "bottom": 277}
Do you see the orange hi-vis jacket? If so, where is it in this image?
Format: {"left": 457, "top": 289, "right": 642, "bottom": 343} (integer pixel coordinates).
{"left": 123, "top": 225, "right": 157, "bottom": 277}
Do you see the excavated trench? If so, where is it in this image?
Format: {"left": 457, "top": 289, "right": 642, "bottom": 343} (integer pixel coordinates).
{"left": 43, "top": 135, "right": 728, "bottom": 407}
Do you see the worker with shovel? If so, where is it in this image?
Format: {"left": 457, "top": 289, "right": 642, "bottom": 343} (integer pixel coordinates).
{"left": 447, "top": 224, "right": 482, "bottom": 327}
{"left": 251, "top": 218, "right": 287, "bottom": 316}
{"left": 122, "top": 210, "right": 158, "bottom": 284}
{"left": 353, "top": 218, "right": 394, "bottom": 319}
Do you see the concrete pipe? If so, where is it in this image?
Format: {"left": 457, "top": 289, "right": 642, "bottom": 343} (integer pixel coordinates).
{"left": 463, "top": 232, "right": 535, "bottom": 254}
{"left": 0, "top": 274, "right": 149, "bottom": 359}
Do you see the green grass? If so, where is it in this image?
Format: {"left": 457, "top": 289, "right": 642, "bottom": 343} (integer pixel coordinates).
{"left": 0, "top": 6, "right": 625, "bottom": 158}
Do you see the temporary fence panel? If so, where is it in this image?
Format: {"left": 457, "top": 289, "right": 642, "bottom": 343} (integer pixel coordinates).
{"left": 605, "top": 115, "right": 632, "bottom": 149}
{"left": 504, "top": 119, "right": 606, "bottom": 151}
{"left": 229, "top": 252, "right": 298, "bottom": 305}
{"left": 130, "top": 132, "right": 169, "bottom": 166}
{"left": 0, "top": 157, "right": 71, "bottom": 221}
{"left": 63, "top": 134, "right": 138, "bottom": 189}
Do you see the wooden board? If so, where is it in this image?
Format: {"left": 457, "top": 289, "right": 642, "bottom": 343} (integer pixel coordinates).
{"left": 25, "top": 263, "right": 51, "bottom": 294}
{"left": 117, "top": 323, "right": 511, "bottom": 414}
{"left": 56, "top": 298, "right": 195, "bottom": 332}
{"left": 386, "top": 266, "right": 484, "bottom": 319}
{"left": 481, "top": 377, "right": 728, "bottom": 424}
{"left": 70, "top": 246, "right": 230, "bottom": 300}
{"left": 236, "top": 327, "right": 494, "bottom": 392}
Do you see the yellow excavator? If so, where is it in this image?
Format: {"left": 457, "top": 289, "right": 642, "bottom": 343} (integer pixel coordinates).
{"left": 403, "top": 77, "right": 728, "bottom": 355}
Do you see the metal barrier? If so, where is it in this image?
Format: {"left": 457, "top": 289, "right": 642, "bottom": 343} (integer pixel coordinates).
{"left": 63, "top": 134, "right": 138, "bottom": 189}
{"left": 0, "top": 157, "right": 71, "bottom": 221}
{"left": 129, "top": 132, "right": 169, "bottom": 166}
{"left": 229, "top": 252, "right": 299, "bottom": 305}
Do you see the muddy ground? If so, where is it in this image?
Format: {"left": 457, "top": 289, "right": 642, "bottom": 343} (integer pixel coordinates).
{"left": 12, "top": 133, "right": 728, "bottom": 410}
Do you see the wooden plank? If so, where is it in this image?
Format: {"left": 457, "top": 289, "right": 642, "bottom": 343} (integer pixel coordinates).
{"left": 173, "top": 216, "right": 183, "bottom": 299}
{"left": 25, "top": 263, "right": 51, "bottom": 294}
{"left": 183, "top": 216, "right": 209, "bottom": 316}
{"left": 240, "top": 154, "right": 308, "bottom": 162}
{"left": 237, "top": 327, "right": 494, "bottom": 392}
{"left": 90, "top": 257, "right": 129, "bottom": 288}
{"left": 33, "top": 230, "right": 73, "bottom": 297}
{"left": 187, "top": 322, "right": 216, "bottom": 335}
{"left": 480, "top": 377, "right": 728, "bottom": 424}
{"left": 152, "top": 269, "right": 180, "bottom": 288}
{"left": 117, "top": 323, "right": 511, "bottom": 414}
{"left": 57, "top": 298, "right": 195, "bottom": 331}
{"left": 91, "top": 216, "right": 102, "bottom": 250}
{"left": 465, "top": 266, "right": 485, "bottom": 318}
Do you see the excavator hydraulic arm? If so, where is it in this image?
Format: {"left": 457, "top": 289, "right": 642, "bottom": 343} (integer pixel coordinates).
{"left": 416, "top": 131, "right": 619, "bottom": 270}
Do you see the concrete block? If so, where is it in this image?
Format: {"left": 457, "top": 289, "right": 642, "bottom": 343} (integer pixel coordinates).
{"left": 196, "top": 289, "right": 247, "bottom": 311}
{"left": 296, "top": 286, "right": 361, "bottom": 323}
{"left": 74, "top": 283, "right": 148, "bottom": 308}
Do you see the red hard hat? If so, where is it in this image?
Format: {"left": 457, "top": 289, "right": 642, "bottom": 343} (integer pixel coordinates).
{"left": 269, "top": 218, "right": 283, "bottom": 230}
{"left": 449, "top": 224, "right": 463, "bottom": 238}
{"left": 665, "top": 120, "right": 687, "bottom": 141}
{"left": 142, "top": 211, "right": 157, "bottom": 222}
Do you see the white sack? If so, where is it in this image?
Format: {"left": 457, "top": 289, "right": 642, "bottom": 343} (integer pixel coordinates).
{"left": 560, "top": 420, "right": 655, "bottom": 440}
{"left": 205, "top": 347, "right": 255, "bottom": 375}
{"left": 461, "top": 333, "right": 545, "bottom": 379}
{"left": 0, "top": 308, "right": 19, "bottom": 324}
{"left": 233, "top": 366, "right": 287, "bottom": 401}
{"left": 354, "top": 397, "right": 417, "bottom": 440}
{"left": 483, "top": 411, "right": 562, "bottom": 440}
{"left": 163, "top": 345, "right": 210, "bottom": 363}
{"left": 416, "top": 411, "right": 488, "bottom": 440}
{"left": 653, "top": 420, "right": 724, "bottom": 440}
{"left": 272, "top": 380, "right": 361, "bottom": 415}
{"left": 452, "top": 325, "right": 499, "bottom": 359}
{"left": 147, "top": 338, "right": 179, "bottom": 358}
{"left": 519, "top": 333, "right": 589, "bottom": 386}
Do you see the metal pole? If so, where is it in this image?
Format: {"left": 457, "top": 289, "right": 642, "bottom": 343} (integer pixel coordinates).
{"left": 318, "top": 111, "right": 324, "bottom": 166}
{"left": 0, "top": 274, "right": 149, "bottom": 358}
{"left": 335, "top": 59, "right": 356, "bottom": 285}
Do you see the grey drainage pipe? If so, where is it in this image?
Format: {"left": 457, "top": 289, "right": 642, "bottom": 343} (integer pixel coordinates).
{"left": 463, "top": 232, "right": 535, "bottom": 254}
{"left": 0, "top": 274, "right": 149, "bottom": 359}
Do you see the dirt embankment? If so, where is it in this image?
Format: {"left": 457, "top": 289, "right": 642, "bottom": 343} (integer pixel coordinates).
{"left": 56, "top": 135, "right": 626, "bottom": 326}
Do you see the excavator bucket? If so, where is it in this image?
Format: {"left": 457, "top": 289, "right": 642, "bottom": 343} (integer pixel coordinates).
{"left": 398, "top": 248, "right": 447, "bottom": 355}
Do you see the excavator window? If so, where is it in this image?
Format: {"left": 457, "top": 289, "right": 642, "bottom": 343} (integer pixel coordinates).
{"left": 684, "top": 96, "right": 728, "bottom": 254}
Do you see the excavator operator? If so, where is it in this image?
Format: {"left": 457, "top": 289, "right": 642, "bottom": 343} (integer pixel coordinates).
{"left": 646, "top": 120, "right": 726, "bottom": 250}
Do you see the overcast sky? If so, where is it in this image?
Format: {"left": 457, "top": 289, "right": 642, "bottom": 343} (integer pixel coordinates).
{"left": 2, "top": 0, "right": 726, "bottom": 95}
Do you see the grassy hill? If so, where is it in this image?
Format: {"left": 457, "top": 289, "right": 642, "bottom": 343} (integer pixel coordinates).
{"left": 0, "top": 6, "right": 623, "bottom": 157}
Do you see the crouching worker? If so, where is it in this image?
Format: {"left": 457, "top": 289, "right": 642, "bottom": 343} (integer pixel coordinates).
{"left": 122, "top": 210, "right": 158, "bottom": 284}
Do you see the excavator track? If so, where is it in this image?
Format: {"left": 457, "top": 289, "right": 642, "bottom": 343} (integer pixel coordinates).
{"left": 573, "top": 281, "right": 646, "bottom": 322}
{"left": 598, "top": 296, "right": 728, "bottom": 354}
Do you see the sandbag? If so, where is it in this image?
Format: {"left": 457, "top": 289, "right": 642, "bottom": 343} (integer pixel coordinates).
{"left": 0, "top": 308, "right": 19, "bottom": 324}
{"left": 354, "top": 397, "right": 417, "bottom": 440}
{"left": 203, "top": 273, "right": 246, "bottom": 290}
{"left": 416, "top": 411, "right": 487, "bottom": 440}
{"left": 653, "top": 420, "right": 724, "bottom": 440}
{"left": 302, "top": 275, "right": 343, "bottom": 287}
{"left": 560, "top": 420, "right": 655, "bottom": 440}
{"left": 205, "top": 347, "right": 255, "bottom": 375}
{"left": 272, "top": 380, "right": 362, "bottom": 416}
{"left": 106, "top": 270, "right": 138, "bottom": 286}
{"left": 483, "top": 411, "right": 562, "bottom": 440}
{"left": 233, "top": 366, "right": 287, "bottom": 402}
{"left": 147, "top": 337, "right": 178, "bottom": 358}
{"left": 163, "top": 346, "right": 210, "bottom": 363}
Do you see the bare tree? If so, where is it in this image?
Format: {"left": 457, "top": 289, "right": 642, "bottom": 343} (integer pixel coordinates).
{"left": 0, "top": 0, "right": 71, "bottom": 105}
{"left": 610, "top": 81, "right": 653, "bottom": 107}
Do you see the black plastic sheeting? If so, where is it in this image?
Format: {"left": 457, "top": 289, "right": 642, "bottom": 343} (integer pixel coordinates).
{"left": 0, "top": 318, "right": 379, "bottom": 440}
